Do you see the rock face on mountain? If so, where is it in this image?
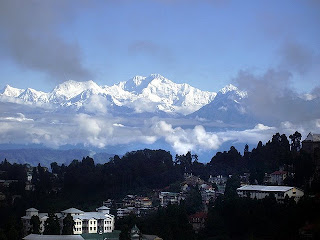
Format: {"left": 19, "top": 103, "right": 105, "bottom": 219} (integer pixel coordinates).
{"left": 0, "top": 74, "right": 217, "bottom": 116}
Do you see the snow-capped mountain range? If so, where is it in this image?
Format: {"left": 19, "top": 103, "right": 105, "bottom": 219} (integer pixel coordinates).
{"left": 0, "top": 74, "right": 248, "bottom": 119}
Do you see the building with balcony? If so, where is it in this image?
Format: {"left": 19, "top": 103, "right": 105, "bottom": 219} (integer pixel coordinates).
{"left": 21, "top": 206, "right": 114, "bottom": 236}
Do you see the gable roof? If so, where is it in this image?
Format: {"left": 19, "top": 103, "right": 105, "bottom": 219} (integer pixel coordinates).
{"left": 304, "top": 133, "right": 320, "bottom": 142}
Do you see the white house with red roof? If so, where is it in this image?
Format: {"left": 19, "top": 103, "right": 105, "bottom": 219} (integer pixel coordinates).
{"left": 270, "top": 170, "right": 288, "bottom": 185}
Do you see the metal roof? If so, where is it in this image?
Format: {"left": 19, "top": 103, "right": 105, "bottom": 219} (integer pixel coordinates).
{"left": 26, "top": 208, "right": 39, "bottom": 212}
{"left": 62, "top": 208, "right": 84, "bottom": 214}
{"left": 24, "top": 234, "right": 84, "bottom": 240}
{"left": 304, "top": 133, "right": 320, "bottom": 142}
{"left": 96, "top": 206, "right": 110, "bottom": 210}
{"left": 73, "top": 212, "right": 114, "bottom": 221}
{"left": 237, "top": 185, "right": 294, "bottom": 192}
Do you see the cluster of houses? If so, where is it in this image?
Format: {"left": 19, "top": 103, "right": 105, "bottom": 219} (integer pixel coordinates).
{"left": 18, "top": 132, "right": 320, "bottom": 238}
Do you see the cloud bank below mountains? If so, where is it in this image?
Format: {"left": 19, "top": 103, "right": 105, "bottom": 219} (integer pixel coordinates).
{"left": 0, "top": 102, "right": 319, "bottom": 157}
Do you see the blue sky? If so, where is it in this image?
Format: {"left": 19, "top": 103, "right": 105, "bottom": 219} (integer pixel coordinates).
{"left": 0, "top": 0, "right": 319, "bottom": 93}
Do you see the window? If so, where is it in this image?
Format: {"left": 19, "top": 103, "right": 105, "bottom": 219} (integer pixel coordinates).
{"left": 90, "top": 227, "right": 92, "bottom": 231}
{"left": 94, "top": 227, "right": 96, "bottom": 230}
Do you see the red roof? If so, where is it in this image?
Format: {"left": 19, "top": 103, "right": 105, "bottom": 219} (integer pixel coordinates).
{"left": 189, "top": 212, "right": 207, "bottom": 219}
{"left": 271, "top": 171, "right": 287, "bottom": 175}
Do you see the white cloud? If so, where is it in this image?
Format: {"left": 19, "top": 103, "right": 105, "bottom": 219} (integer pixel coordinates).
{"left": 153, "top": 121, "right": 222, "bottom": 154}
{"left": 82, "top": 95, "right": 109, "bottom": 115}
{"left": 0, "top": 105, "right": 319, "bottom": 158}
{"left": 0, "top": 113, "right": 33, "bottom": 122}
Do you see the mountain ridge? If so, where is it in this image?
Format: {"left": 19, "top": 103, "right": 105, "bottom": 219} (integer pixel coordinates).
{"left": 0, "top": 74, "right": 218, "bottom": 115}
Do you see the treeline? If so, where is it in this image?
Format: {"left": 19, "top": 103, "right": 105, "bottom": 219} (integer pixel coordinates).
{"left": 0, "top": 131, "right": 319, "bottom": 240}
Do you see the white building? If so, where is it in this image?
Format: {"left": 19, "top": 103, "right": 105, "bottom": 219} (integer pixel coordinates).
{"left": 159, "top": 192, "right": 185, "bottom": 207}
{"left": 22, "top": 206, "right": 114, "bottom": 236}
{"left": 237, "top": 185, "right": 304, "bottom": 202}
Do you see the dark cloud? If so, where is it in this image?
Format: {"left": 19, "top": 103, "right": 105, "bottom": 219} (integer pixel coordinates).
{"left": 0, "top": 0, "right": 93, "bottom": 82}
{"left": 234, "top": 69, "right": 320, "bottom": 124}
{"left": 279, "top": 40, "right": 318, "bottom": 75}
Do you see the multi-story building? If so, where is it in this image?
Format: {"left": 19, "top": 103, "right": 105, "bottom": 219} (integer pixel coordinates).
{"left": 302, "top": 132, "right": 320, "bottom": 167}
{"left": 21, "top": 206, "right": 115, "bottom": 236}
{"left": 159, "top": 192, "right": 185, "bottom": 207}
{"left": 188, "top": 212, "right": 207, "bottom": 232}
{"left": 201, "top": 189, "right": 216, "bottom": 205}
{"left": 270, "top": 170, "right": 287, "bottom": 185}
{"left": 237, "top": 185, "right": 304, "bottom": 202}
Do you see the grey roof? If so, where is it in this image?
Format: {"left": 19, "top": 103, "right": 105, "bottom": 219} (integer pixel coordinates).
{"left": 304, "top": 133, "right": 320, "bottom": 142}
{"left": 62, "top": 208, "right": 84, "bottom": 214}
{"left": 22, "top": 213, "right": 49, "bottom": 220}
{"left": 26, "top": 208, "right": 39, "bottom": 212}
{"left": 142, "top": 234, "right": 163, "bottom": 240}
{"left": 23, "top": 234, "right": 84, "bottom": 240}
{"left": 81, "top": 230, "right": 120, "bottom": 240}
{"left": 73, "top": 212, "right": 114, "bottom": 221}
{"left": 97, "top": 206, "right": 110, "bottom": 210}
{"left": 237, "top": 185, "right": 294, "bottom": 192}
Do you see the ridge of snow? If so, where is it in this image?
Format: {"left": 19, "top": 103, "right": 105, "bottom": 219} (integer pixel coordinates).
{"left": 0, "top": 75, "right": 220, "bottom": 115}
{"left": 219, "top": 84, "right": 247, "bottom": 98}
{"left": 1, "top": 85, "right": 25, "bottom": 97}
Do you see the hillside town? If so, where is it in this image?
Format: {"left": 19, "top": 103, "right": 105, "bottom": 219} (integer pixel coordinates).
{"left": 1, "top": 132, "right": 320, "bottom": 239}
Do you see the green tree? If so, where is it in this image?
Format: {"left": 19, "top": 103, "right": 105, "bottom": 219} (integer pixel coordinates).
{"left": 184, "top": 186, "right": 203, "bottom": 214}
{"left": 62, "top": 213, "right": 74, "bottom": 235}
{"left": 30, "top": 215, "right": 40, "bottom": 234}
{"left": 43, "top": 213, "right": 60, "bottom": 235}
{"left": 224, "top": 175, "right": 240, "bottom": 199}
{"left": 289, "top": 131, "right": 302, "bottom": 152}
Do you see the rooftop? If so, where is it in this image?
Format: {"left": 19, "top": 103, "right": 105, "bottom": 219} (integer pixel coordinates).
{"left": 271, "top": 171, "right": 287, "bottom": 175}
{"left": 96, "top": 206, "right": 110, "bottom": 210}
{"left": 304, "top": 133, "right": 320, "bottom": 142}
{"left": 237, "top": 185, "right": 294, "bottom": 192}
{"left": 73, "top": 212, "right": 113, "bottom": 221}
{"left": 81, "top": 230, "right": 120, "bottom": 240}
{"left": 24, "top": 234, "right": 84, "bottom": 240}
{"left": 62, "top": 208, "right": 84, "bottom": 214}
{"left": 26, "top": 208, "right": 39, "bottom": 212}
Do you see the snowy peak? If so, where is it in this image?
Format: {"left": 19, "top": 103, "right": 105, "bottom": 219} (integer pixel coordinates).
{"left": 0, "top": 75, "right": 219, "bottom": 115}
{"left": 188, "top": 83, "right": 254, "bottom": 124}
{"left": 50, "top": 80, "right": 103, "bottom": 101}
{"left": 18, "top": 88, "right": 48, "bottom": 103}
{"left": 218, "top": 84, "right": 247, "bottom": 99}
{"left": 121, "top": 74, "right": 168, "bottom": 94}
{"left": 219, "top": 84, "right": 238, "bottom": 94}
{"left": 1, "top": 85, "right": 24, "bottom": 97}
{"left": 122, "top": 75, "right": 149, "bottom": 93}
